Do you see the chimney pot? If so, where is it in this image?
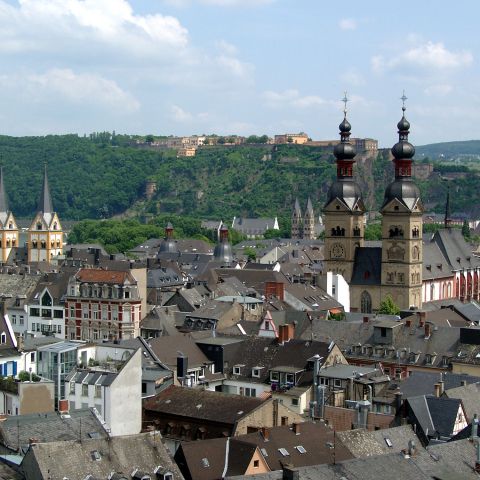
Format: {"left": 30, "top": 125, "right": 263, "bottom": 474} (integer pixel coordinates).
{"left": 434, "top": 383, "right": 441, "bottom": 398}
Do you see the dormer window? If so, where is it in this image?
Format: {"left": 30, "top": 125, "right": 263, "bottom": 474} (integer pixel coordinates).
{"left": 252, "top": 367, "right": 263, "bottom": 378}
{"left": 37, "top": 222, "right": 42, "bottom": 230}
{"left": 270, "top": 371, "right": 279, "bottom": 382}
{"left": 233, "top": 365, "right": 244, "bottom": 375}
{"left": 0, "top": 332, "right": 5, "bottom": 344}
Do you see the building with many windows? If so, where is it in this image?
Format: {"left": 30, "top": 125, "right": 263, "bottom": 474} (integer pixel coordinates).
{"left": 65, "top": 268, "right": 142, "bottom": 341}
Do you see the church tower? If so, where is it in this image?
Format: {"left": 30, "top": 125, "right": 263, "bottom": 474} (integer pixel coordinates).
{"left": 323, "top": 95, "right": 365, "bottom": 282}
{"left": 291, "top": 198, "right": 303, "bottom": 239}
{"left": 0, "top": 168, "right": 18, "bottom": 263}
{"left": 27, "top": 166, "right": 63, "bottom": 263}
{"left": 303, "top": 197, "right": 315, "bottom": 239}
{"left": 380, "top": 94, "right": 423, "bottom": 309}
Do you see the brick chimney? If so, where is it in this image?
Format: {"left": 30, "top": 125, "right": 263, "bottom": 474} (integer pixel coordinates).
{"left": 363, "top": 316, "right": 369, "bottom": 324}
{"left": 405, "top": 318, "right": 411, "bottom": 328}
{"left": 424, "top": 322, "right": 432, "bottom": 338}
{"left": 278, "top": 324, "right": 294, "bottom": 344}
{"left": 58, "top": 399, "right": 69, "bottom": 414}
{"left": 261, "top": 427, "right": 270, "bottom": 441}
{"left": 418, "top": 311, "right": 426, "bottom": 327}
{"left": 292, "top": 423, "right": 301, "bottom": 435}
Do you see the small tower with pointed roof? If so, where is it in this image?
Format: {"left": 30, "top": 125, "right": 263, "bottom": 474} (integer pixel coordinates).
{"left": 0, "top": 168, "right": 18, "bottom": 262}
{"left": 214, "top": 224, "right": 233, "bottom": 263}
{"left": 303, "top": 197, "right": 315, "bottom": 239}
{"left": 380, "top": 93, "right": 423, "bottom": 309}
{"left": 27, "top": 166, "right": 63, "bottom": 263}
{"left": 323, "top": 93, "right": 365, "bottom": 282}
{"left": 291, "top": 198, "right": 303, "bottom": 239}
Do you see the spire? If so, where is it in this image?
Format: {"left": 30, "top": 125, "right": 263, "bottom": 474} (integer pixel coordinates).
{"left": 305, "top": 197, "right": 314, "bottom": 215}
{"left": 38, "top": 164, "right": 53, "bottom": 214}
{"left": 325, "top": 92, "right": 364, "bottom": 211}
{"left": 294, "top": 198, "right": 302, "bottom": 215}
{"left": 382, "top": 92, "right": 421, "bottom": 211}
{"left": 0, "top": 167, "right": 8, "bottom": 215}
{"left": 214, "top": 224, "right": 233, "bottom": 263}
{"left": 444, "top": 185, "right": 451, "bottom": 229}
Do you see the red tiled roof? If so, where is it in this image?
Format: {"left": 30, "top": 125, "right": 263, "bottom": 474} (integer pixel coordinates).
{"left": 76, "top": 269, "right": 131, "bottom": 285}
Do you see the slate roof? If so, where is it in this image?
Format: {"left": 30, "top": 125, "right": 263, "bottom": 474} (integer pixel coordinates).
{"left": 214, "top": 269, "right": 289, "bottom": 295}
{"left": 422, "top": 241, "right": 452, "bottom": 280}
{"left": 148, "top": 334, "right": 211, "bottom": 369}
{"left": 23, "top": 432, "right": 183, "bottom": 480}
{"left": 431, "top": 228, "right": 480, "bottom": 270}
{"left": 176, "top": 437, "right": 257, "bottom": 480}
{"left": 239, "top": 422, "right": 353, "bottom": 470}
{"left": 444, "top": 382, "right": 480, "bottom": 421}
{"left": 232, "top": 217, "right": 278, "bottom": 235}
{"left": 337, "top": 425, "right": 420, "bottom": 458}
{"left": 220, "top": 336, "right": 332, "bottom": 385}
{"left": 302, "top": 318, "right": 460, "bottom": 370}
{"left": 407, "top": 395, "right": 464, "bottom": 438}
{"left": 395, "top": 370, "right": 480, "bottom": 399}
{"left": 147, "top": 267, "right": 183, "bottom": 288}
{"left": 140, "top": 305, "right": 180, "bottom": 336}
{"left": 350, "top": 247, "right": 382, "bottom": 285}
{"left": 283, "top": 283, "right": 342, "bottom": 312}
{"left": 143, "top": 385, "right": 266, "bottom": 425}
{"left": 0, "top": 409, "right": 107, "bottom": 452}
{"left": 0, "top": 273, "right": 41, "bottom": 304}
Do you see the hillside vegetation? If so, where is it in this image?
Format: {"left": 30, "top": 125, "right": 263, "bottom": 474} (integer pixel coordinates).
{"left": 0, "top": 134, "right": 478, "bottom": 222}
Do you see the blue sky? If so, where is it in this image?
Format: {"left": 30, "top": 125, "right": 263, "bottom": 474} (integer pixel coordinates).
{"left": 0, "top": 0, "right": 478, "bottom": 146}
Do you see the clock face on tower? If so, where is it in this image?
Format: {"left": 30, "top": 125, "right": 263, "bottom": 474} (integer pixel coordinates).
{"left": 332, "top": 243, "right": 345, "bottom": 258}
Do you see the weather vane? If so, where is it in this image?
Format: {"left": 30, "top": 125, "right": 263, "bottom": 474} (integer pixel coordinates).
{"left": 342, "top": 91, "right": 349, "bottom": 117}
{"left": 401, "top": 90, "right": 407, "bottom": 111}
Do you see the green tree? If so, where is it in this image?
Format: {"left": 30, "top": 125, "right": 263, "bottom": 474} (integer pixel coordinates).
{"left": 243, "top": 246, "right": 257, "bottom": 261}
{"left": 364, "top": 223, "right": 382, "bottom": 240}
{"left": 462, "top": 219, "right": 471, "bottom": 239}
{"left": 378, "top": 295, "right": 400, "bottom": 315}
{"left": 145, "top": 134, "right": 155, "bottom": 144}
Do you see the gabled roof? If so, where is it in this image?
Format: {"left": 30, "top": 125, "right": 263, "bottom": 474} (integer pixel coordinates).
{"left": 75, "top": 268, "right": 136, "bottom": 285}
{"left": 444, "top": 382, "right": 480, "bottom": 421}
{"left": 432, "top": 228, "right": 480, "bottom": 270}
{"left": 143, "top": 385, "right": 266, "bottom": 424}
{"left": 407, "top": 395, "right": 464, "bottom": 438}
{"left": 22, "top": 432, "right": 182, "bottom": 480}
{"left": 350, "top": 247, "right": 382, "bottom": 285}
{"left": 0, "top": 409, "right": 107, "bottom": 452}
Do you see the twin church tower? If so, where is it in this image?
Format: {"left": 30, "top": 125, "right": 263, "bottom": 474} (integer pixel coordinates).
{"left": 323, "top": 95, "right": 423, "bottom": 312}
{"left": 0, "top": 167, "right": 63, "bottom": 264}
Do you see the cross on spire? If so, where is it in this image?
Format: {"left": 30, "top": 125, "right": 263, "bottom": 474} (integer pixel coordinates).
{"left": 342, "top": 91, "right": 349, "bottom": 117}
{"left": 401, "top": 90, "right": 407, "bottom": 112}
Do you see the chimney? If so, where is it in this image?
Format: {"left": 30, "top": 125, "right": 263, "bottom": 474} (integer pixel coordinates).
{"left": 439, "top": 380, "right": 444, "bottom": 396}
{"left": 405, "top": 318, "right": 411, "bottom": 328}
{"left": 29, "top": 437, "right": 39, "bottom": 445}
{"left": 461, "top": 380, "right": 467, "bottom": 387}
{"left": 363, "top": 316, "right": 369, "bottom": 324}
{"left": 408, "top": 440, "right": 416, "bottom": 457}
{"left": 434, "top": 383, "right": 441, "bottom": 398}
{"left": 424, "top": 322, "right": 432, "bottom": 338}
{"left": 471, "top": 413, "right": 478, "bottom": 441}
{"left": 476, "top": 441, "right": 480, "bottom": 473}
{"left": 58, "top": 399, "right": 69, "bottom": 414}
{"left": 261, "top": 427, "right": 270, "bottom": 441}
{"left": 293, "top": 423, "right": 301, "bottom": 435}
{"left": 282, "top": 463, "right": 299, "bottom": 480}
{"left": 394, "top": 391, "right": 403, "bottom": 413}
{"left": 418, "top": 311, "right": 426, "bottom": 327}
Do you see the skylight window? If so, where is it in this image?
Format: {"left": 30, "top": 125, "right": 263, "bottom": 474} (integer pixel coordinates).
{"left": 201, "top": 458, "right": 210, "bottom": 468}
{"left": 278, "top": 448, "right": 289, "bottom": 456}
{"left": 384, "top": 438, "right": 393, "bottom": 448}
{"left": 295, "top": 445, "right": 307, "bottom": 454}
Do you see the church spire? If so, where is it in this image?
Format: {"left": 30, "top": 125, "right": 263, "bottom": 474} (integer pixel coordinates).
{"left": 0, "top": 167, "right": 9, "bottom": 216}
{"left": 444, "top": 185, "right": 451, "bottom": 229}
{"left": 38, "top": 164, "right": 53, "bottom": 214}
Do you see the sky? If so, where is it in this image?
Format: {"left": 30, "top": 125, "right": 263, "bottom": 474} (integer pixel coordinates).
{"left": 0, "top": 0, "right": 478, "bottom": 146}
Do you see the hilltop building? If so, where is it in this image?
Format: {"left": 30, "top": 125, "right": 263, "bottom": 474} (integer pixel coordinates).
{"left": 324, "top": 97, "right": 423, "bottom": 312}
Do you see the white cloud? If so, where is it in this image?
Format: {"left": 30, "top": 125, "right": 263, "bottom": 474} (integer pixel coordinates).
{"left": 216, "top": 39, "right": 238, "bottom": 56}
{"left": 424, "top": 84, "right": 453, "bottom": 96}
{"left": 372, "top": 41, "right": 473, "bottom": 73}
{"left": 263, "top": 89, "right": 327, "bottom": 109}
{"left": 339, "top": 18, "right": 357, "bottom": 30}
{"left": 0, "top": 0, "right": 189, "bottom": 57}
{"left": 164, "top": 0, "right": 274, "bottom": 6}
{"left": 171, "top": 105, "right": 193, "bottom": 122}
{"left": 340, "top": 69, "right": 365, "bottom": 86}
{"left": 0, "top": 68, "right": 139, "bottom": 112}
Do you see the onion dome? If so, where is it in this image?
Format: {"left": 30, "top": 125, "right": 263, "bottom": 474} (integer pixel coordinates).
{"left": 159, "top": 222, "right": 178, "bottom": 253}
{"left": 325, "top": 92, "right": 364, "bottom": 211}
{"left": 382, "top": 93, "right": 421, "bottom": 211}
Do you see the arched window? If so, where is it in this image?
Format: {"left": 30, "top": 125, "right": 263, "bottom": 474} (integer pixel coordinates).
{"left": 361, "top": 291, "right": 372, "bottom": 314}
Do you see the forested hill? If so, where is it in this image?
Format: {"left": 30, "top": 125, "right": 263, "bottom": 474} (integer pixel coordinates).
{"left": 416, "top": 140, "right": 480, "bottom": 159}
{"left": 0, "top": 134, "right": 478, "bottom": 221}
